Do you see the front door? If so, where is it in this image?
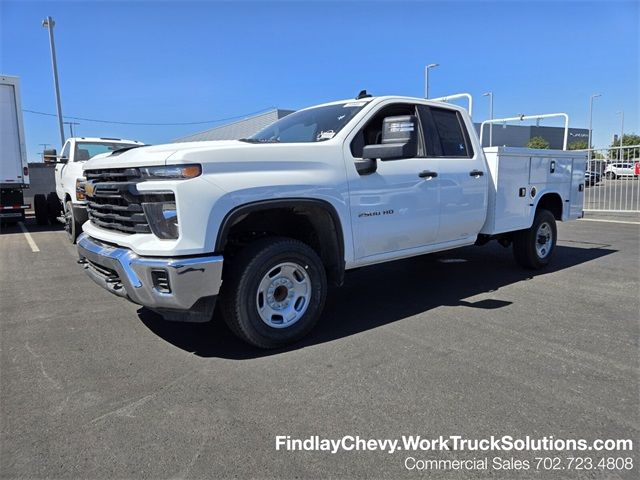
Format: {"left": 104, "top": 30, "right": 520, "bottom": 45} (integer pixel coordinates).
{"left": 54, "top": 141, "right": 71, "bottom": 199}
{"left": 344, "top": 102, "right": 440, "bottom": 260}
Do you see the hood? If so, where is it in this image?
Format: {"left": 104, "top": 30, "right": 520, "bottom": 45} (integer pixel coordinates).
{"left": 83, "top": 140, "right": 241, "bottom": 170}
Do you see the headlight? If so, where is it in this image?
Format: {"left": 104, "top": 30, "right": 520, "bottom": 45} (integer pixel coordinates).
{"left": 139, "top": 164, "right": 201, "bottom": 179}
{"left": 142, "top": 202, "right": 179, "bottom": 239}
{"left": 76, "top": 177, "right": 86, "bottom": 200}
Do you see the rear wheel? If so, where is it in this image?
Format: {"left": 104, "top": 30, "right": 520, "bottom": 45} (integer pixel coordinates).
{"left": 605, "top": 171, "right": 616, "bottom": 180}
{"left": 220, "top": 236, "right": 327, "bottom": 349}
{"left": 34, "top": 194, "right": 48, "bottom": 225}
{"left": 46, "top": 192, "right": 61, "bottom": 225}
{"left": 513, "top": 209, "right": 557, "bottom": 269}
{"left": 64, "top": 200, "right": 81, "bottom": 243}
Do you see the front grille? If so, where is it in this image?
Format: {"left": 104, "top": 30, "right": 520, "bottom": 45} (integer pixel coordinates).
{"left": 85, "top": 168, "right": 141, "bottom": 183}
{"left": 84, "top": 168, "right": 174, "bottom": 235}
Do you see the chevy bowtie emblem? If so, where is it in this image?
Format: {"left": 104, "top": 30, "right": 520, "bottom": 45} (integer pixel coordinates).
{"left": 84, "top": 182, "right": 95, "bottom": 196}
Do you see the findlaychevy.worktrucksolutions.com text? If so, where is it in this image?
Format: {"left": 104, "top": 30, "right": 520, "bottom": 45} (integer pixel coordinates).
{"left": 275, "top": 435, "right": 633, "bottom": 455}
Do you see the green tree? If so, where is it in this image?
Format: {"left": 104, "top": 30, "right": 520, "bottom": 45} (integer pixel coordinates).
{"left": 608, "top": 133, "right": 640, "bottom": 160}
{"left": 568, "top": 140, "right": 588, "bottom": 150}
{"left": 527, "top": 136, "right": 550, "bottom": 149}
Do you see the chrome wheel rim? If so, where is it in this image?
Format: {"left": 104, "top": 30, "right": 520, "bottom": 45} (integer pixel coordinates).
{"left": 535, "top": 222, "right": 553, "bottom": 259}
{"left": 256, "top": 262, "right": 311, "bottom": 328}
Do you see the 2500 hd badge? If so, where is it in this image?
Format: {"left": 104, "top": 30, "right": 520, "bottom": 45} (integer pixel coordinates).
{"left": 358, "top": 209, "right": 395, "bottom": 218}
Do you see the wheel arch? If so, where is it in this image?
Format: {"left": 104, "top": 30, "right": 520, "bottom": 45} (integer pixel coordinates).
{"left": 215, "top": 198, "right": 346, "bottom": 286}
{"left": 535, "top": 192, "right": 563, "bottom": 221}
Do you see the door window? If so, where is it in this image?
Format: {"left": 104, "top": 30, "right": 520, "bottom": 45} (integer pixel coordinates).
{"left": 350, "top": 103, "right": 425, "bottom": 158}
{"left": 60, "top": 142, "right": 70, "bottom": 161}
{"left": 418, "top": 106, "right": 473, "bottom": 158}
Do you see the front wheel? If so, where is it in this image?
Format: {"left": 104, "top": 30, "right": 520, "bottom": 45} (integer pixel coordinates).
{"left": 220, "top": 237, "right": 327, "bottom": 349}
{"left": 605, "top": 171, "right": 616, "bottom": 180}
{"left": 64, "top": 200, "right": 81, "bottom": 243}
{"left": 513, "top": 209, "right": 557, "bottom": 269}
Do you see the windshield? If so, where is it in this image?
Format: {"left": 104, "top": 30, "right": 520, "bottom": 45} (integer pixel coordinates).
{"left": 74, "top": 142, "right": 139, "bottom": 161}
{"left": 243, "top": 101, "right": 368, "bottom": 143}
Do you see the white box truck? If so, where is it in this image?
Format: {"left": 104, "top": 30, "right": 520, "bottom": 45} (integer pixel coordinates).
{"left": 0, "top": 75, "right": 30, "bottom": 224}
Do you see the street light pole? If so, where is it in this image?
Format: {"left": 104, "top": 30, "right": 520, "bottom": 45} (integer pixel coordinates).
{"left": 424, "top": 63, "right": 439, "bottom": 99}
{"left": 617, "top": 111, "right": 624, "bottom": 160}
{"left": 588, "top": 93, "right": 601, "bottom": 163}
{"left": 483, "top": 92, "right": 494, "bottom": 147}
{"left": 42, "top": 16, "right": 65, "bottom": 146}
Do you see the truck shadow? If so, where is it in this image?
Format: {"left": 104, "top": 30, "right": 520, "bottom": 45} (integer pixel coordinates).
{"left": 0, "top": 215, "right": 64, "bottom": 235}
{"left": 137, "top": 242, "right": 614, "bottom": 359}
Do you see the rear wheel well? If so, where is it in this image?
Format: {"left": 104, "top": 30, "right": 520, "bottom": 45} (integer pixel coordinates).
{"left": 536, "top": 193, "right": 562, "bottom": 220}
{"left": 216, "top": 200, "right": 345, "bottom": 286}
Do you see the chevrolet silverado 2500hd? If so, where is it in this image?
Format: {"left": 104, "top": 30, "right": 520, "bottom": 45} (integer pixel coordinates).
{"left": 77, "top": 95, "right": 586, "bottom": 348}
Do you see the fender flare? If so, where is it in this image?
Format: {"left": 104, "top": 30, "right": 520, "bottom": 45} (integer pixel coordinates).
{"left": 215, "top": 198, "right": 346, "bottom": 285}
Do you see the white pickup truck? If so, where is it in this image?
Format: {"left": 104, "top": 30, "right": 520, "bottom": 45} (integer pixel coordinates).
{"left": 34, "top": 137, "right": 144, "bottom": 241}
{"left": 77, "top": 94, "right": 586, "bottom": 348}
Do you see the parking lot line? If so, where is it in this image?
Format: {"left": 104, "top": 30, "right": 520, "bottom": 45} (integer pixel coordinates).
{"left": 18, "top": 222, "right": 40, "bottom": 252}
{"left": 579, "top": 218, "right": 640, "bottom": 225}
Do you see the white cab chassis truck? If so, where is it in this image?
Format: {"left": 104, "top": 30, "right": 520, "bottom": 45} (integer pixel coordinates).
{"left": 0, "top": 75, "right": 30, "bottom": 224}
{"left": 34, "top": 137, "right": 143, "bottom": 242}
{"left": 77, "top": 95, "right": 586, "bottom": 348}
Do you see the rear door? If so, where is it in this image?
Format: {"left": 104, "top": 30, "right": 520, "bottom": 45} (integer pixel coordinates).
{"left": 418, "top": 105, "right": 488, "bottom": 243}
{"left": 0, "top": 81, "right": 24, "bottom": 185}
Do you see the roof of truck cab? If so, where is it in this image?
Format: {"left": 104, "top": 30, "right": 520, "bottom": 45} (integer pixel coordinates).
{"left": 70, "top": 137, "right": 144, "bottom": 144}
{"left": 298, "top": 95, "right": 463, "bottom": 111}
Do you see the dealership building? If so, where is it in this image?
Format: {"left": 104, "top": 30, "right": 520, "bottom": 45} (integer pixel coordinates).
{"left": 176, "top": 108, "right": 589, "bottom": 150}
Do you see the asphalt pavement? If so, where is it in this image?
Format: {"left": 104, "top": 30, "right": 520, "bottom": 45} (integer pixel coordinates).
{"left": 1, "top": 217, "right": 638, "bottom": 479}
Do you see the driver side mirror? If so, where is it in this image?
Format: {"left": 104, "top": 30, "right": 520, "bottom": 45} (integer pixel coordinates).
{"left": 362, "top": 115, "right": 419, "bottom": 161}
{"left": 43, "top": 148, "right": 59, "bottom": 163}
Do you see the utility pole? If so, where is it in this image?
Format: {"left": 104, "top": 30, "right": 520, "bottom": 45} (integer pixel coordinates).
{"left": 42, "top": 16, "right": 65, "bottom": 146}
{"left": 424, "top": 63, "right": 439, "bottom": 99}
{"left": 483, "top": 92, "right": 494, "bottom": 147}
{"left": 64, "top": 121, "right": 79, "bottom": 137}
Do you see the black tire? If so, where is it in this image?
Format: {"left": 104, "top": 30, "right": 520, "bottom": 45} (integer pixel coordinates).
{"left": 513, "top": 209, "right": 557, "bottom": 269}
{"left": 64, "top": 200, "right": 80, "bottom": 243}
{"left": 606, "top": 171, "right": 616, "bottom": 180}
{"left": 34, "top": 194, "right": 48, "bottom": 225}
{"left": 46, "top": 192, "right": 61, "bottom": 225}
{"left": 219, "top": 236, "right": 327, "bottom": 349}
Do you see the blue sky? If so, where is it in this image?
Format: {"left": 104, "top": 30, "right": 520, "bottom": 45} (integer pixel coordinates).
{"left": 2, "top": 0, "right": 638, "bottom": 161}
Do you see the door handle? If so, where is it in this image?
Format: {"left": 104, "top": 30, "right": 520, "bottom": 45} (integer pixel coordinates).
{"left": 469, "top": 170, "right": 484, "bottom": 177}
{"left": 418, "top": 170, "right": 438, "bottom": 179}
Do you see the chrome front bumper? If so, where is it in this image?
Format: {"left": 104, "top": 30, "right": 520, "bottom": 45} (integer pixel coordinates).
{"left": 77, "top": 233, "right": 223, "bottom": 320}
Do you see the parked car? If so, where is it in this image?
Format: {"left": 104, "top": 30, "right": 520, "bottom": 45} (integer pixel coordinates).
{"left": 77, "top": 94, "right": 586, "bottom": 348}
{"left": 585, "top": 170, "right": 600, "bottom": 186}
{"left": 604, "top": 162, "right": 638, "bottom": 179}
